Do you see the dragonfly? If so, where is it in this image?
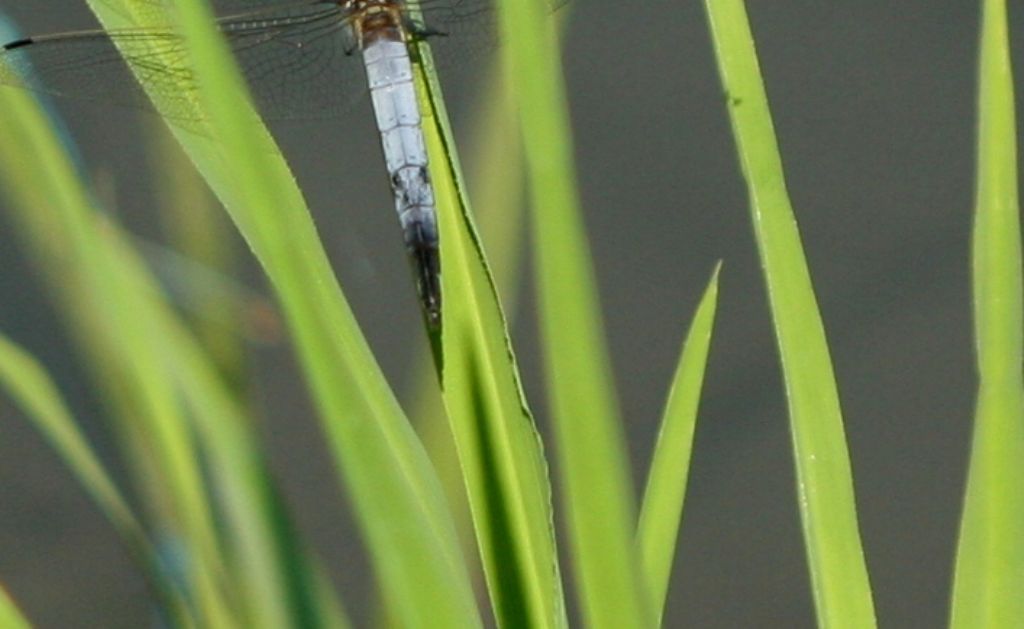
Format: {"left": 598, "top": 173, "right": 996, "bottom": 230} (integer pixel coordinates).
{"left": 0, "top": 0, "right": 553, "bottom": 328}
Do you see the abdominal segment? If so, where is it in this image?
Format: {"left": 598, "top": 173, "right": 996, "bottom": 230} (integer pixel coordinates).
{"left": 363, "top": 36, "right": 442, "bottom": 326}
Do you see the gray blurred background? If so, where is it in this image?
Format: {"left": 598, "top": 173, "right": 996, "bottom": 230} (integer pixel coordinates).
{"left": 0, "top": 0, "right": 1017, "bottom": 626}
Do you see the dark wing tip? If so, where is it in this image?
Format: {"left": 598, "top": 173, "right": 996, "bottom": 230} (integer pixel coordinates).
{"left": 3, "top": 38, "right": 34, "bottom": 51}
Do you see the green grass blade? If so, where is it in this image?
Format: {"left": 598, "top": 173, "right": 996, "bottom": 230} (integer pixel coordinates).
{"left": 950, "top": 0, "right": 1024, "bottom": 625}
{"left": 2, "top": 16, "right": 335, "bottom": 626}
{"left": 0, "top": 68, "right": 232, "bottom": 627}
{"left": 84, "top": 0, "right": 482, "bottom": 624}
{"left": 636, "top": 265, "right": 720, "bottom": 623}
{"left": 702, "top": 2, "right": 876, "bottom": 626}
{"left": 495, "top": 0, "right": 650, "bottom": 626}
{"left": 411, "top": 56, "right": 527, "bottom": 532}
{"left": 148, "top": 123, "right": 247, "bottom": 384}
{"left": 412, "top": 40, "right": 568, "bottom": 626}
{"left": 146, "top": 114, "right": 335, "bottom": 629}
{"left": 96, "top": 223, "right": 350, "bottom": 629}
{"left": 0, "top": 585, "right": 30, "bottom": 629}
{"left": 0, "top": 333, "right": 192, "bottom": 625}
{"left": 92, "top": 178, "right": 235, "bottom": 629}
{"left": 0, "top": 332, "right": 142, "bottom": 552}
{"left": 397, "top": 62, "right": 530, "bottom": 628}
{"left": 461, "top": 68, "right": 527, "bottom": 308}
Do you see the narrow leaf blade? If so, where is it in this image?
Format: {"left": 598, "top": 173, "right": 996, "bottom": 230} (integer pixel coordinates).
{"left": 951, "top": 0, "right": 1024, "bottom": 625}
{"left": 0, "top": 333, "right": 192, "bottom": 622}
{"left": 410, "top": 29, "right": 568, "bottom": 627}
{"left": 636, "top": 265, "right": 720, "bottom": 622}
{"left": 0, "top": 54, "right": 230, "bottom": 626}
{"left": 495, "top": 0, "right": 650, "bottom": 625}
{"left": 99, "top": 223, "right": 351, "bottom": 629}
{"left": 702, "top": 1, "right": 877, "bottom": 626}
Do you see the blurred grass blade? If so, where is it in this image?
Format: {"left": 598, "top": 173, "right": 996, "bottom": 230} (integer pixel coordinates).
{"left": 636, "top": 265, "right": 720, "bottom": 623}
{"left": 414, "top": 39, "right": 568, "bottom": 627}
{"left": 148, "top": 122, "right": 248, "bottom": 383}
{"left": 0, "top": 18, "right": 158, "bottom": 492}
{"left": 81, "top": 159, "right": 235, "bottom": 629}
{"left": 0, "top": 58, "right": 231, "bottom": 627}
{"left": 951, "top": 0, "right": 1024, "bottom": 625}
{"left": 146, "top": 119, "right": 317, "bottom": 629}
{"left": 496, "top": 0, "right": 650, "bottom": 625}
{"left": 2, "top": 10, "right": 339, "bottom": 625}
{"left": 84, "top": 0, "right": 482, "bottom": 624}
{"left": 462, "top": 70, "right": 527, "bottom": 309}
{"left": 703, "top": 1, "right": 876, "bottom": 626}
{"left": 0, "top": 585, "right": 29, "bottom": 629}
{"left": 0, "top": 333, "right": 191, "bottom": 625}
{"left": 97, "top": 222, "right": 350, "bottom": 629}
{"left": 0, "top": 336, "right": 137, "bottom": 547}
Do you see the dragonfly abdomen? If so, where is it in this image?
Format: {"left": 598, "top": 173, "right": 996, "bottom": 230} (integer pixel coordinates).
{"left": 363, "top": 37, "right": 441, "bottom": 327}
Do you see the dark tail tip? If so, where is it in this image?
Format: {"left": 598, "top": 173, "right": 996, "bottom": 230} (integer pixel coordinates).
{"left": 408, "top": 235, "right": 441, "bottom": 329}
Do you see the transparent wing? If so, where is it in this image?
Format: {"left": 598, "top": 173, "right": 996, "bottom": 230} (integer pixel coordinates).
{"left": 413, "top": 0, "right": 568, "bottom": 68}
{"left": 0, "top": 0, "right": 562, "bottom": 121}
{"left": 0, "top": 1, "right": 359, "bottom": 121}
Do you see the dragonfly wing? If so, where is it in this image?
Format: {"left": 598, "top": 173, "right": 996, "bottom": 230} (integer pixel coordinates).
{"left": 409, "top": 0, "right": 567, "bottom": 80}
{"left": 0, "top": 1, "right": 365, "bottom": 122}
{"left": 0, "top": 27, "right": 196, "bottom": 119}
{"left": 218, "top": 2, "right": 364, "bottom": 119}
{"left": 0, "top": 0, "right": 567, "bottom": 121}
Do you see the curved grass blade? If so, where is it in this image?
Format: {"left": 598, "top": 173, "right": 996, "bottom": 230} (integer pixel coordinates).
{"left": 495, "top": 0, "right": 652, "bottom": 626}
{"left": 82, "top": 160, "right": 237, "bottom": 629}
{"left": 702, "top": 1, "right": 876, "bottom": 626}
{"left": 148, "top": 122, "right": 248, "bottom": 385}
{"left": 87, "top": 0, "right": 481, "bottom": 624}
{"left": 0, "top": 333, "right": 192, "bottom": 626}
{"left": 636, "top": 264, "right": 720, "bottom": 623}
{"left": 412, "top": 28, "right": 568, "bottom": 629}
{"left": 0, "top": 56, "right": 232, "bottom": 628}
{"left": 406, "top": 55, "right": 528, "bottom": 600}
{"left": 394, "top": 61, "right": 531, "bottom": 628}
{"left": 144, "top": 117, "right": 333, "bottom": 629}
{"left": 95, "top": 221, "right": 351, "bottom": 629}
{"left": 950, "top": 0, "right": 1024, "bottom": 625}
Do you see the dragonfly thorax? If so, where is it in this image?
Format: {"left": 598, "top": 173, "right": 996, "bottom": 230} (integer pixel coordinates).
{"left": 345, "top": 0, "right": 410, "bottom": 47}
